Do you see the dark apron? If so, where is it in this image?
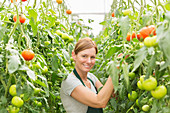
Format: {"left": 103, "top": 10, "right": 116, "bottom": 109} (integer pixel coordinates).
{"left": 73, "top": 68, "right": 103, "bottom": 113}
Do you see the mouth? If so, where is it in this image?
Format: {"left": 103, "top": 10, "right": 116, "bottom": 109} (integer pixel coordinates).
{"left": 83, "top": 64, "right": 92, "bottom": 68}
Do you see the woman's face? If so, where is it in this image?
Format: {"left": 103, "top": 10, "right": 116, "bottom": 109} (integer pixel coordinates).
{"left": 73, "top": 48, "right": 96, "bottom": 73}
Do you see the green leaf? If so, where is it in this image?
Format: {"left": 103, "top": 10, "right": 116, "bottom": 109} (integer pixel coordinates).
{"left": 119, "top": 16, "right": 130, "bottom": 41}
{"left": 51, "top": 55, "right": 59, "bottom": 71}
{"left": 26, "top": 69, "right": 36, "bottom": 80}
{"left": 107, "top": 61, "right": 119, "bottom": 92}
{"left": 99, "top": 21, "right": 107, "bottom": 25}
{"left": 150, "top": 99, "right": 158, "bottom": 113}
{"left": 157, "top": 14, "right": 170, "bottom": 70}
{"left": 28, "top": 9, "right": 38, "bottom": 36}
{"left": 122, "top": 63, "right": 130, "bottom": 91}
{"left": 132, "top": 47, "right": 148, "bottom": 72}
{"left": 61, "top": 49, "right": 71, "bottom": 64}
{"left": 0, "top": 25, "right": 5, "bottom": 40}
{"left": 146, "top": 53, "right": 157, "bottom": 76}
{"left": 105, "top": 45, "right": 122, "bottom": 59}
{"left": 8, "top": 55, "right": 21, "bottom": 74}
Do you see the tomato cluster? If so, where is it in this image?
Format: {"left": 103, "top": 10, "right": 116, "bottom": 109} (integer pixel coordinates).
{"left": 13, "top": 14, "right": 26, "bottom": 23}
{"left": 139, "top": 25, "right": 156, "bottom": 39}
{"left": 137, "top": 75, "right": 167, "bottom": 99}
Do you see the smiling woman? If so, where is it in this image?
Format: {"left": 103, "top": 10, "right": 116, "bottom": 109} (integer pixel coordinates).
{"left": 60, "top": 37, "right": 115, "bottom": 113}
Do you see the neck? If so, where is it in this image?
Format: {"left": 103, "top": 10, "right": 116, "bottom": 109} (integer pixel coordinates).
{"left": 74, "top": 67, "right": 88, "bottom": 80}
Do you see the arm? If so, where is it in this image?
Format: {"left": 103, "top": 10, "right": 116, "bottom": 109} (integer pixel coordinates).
{"left": 70, "top": 76, "right": 114, "bottom": 108}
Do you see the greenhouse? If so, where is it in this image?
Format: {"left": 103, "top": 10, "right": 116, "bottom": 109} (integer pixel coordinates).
{"left": 0, "top": 0, "right": 170, "bottom": 113}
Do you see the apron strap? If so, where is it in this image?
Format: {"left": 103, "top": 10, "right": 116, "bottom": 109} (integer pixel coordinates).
{"left": 73, "top": 68, "right": 97, "bottom": 92}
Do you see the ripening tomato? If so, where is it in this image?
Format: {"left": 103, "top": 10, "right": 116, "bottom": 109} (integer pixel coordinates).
{"left": 13, "top": 14, "right": 26, "bottom": 23}
{"left": 140, "top": 25, "right": 156, "bottom": 39}
{"left": 21, "top": 49, "right": 35, "bottom": 61}
{"left": 22, "top": 0, "right": 27, "bottom": 2}
{"left": 111, "top": 12, "right": 115, "bottom": 17}
{"left": 126, "top": 32, "right": 136, "bottom": 41}
{"left": 144, "top": 36, "right": 158, "bottom": 47}
{"left": 66, "top": 10, "right": 72, "bottom": 14}
{"left": 11, "top": 0, "right": 17, "bottom": 3}
{"left": 126, "top": 32, "right": 131, "bottom": 41}
{"left": 56, "top": 0, "right": 62, "bottom": 4}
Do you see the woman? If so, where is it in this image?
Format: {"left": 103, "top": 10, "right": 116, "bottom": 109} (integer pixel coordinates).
{"left": 60, "top": 37, "right": 114, "bottom": 113}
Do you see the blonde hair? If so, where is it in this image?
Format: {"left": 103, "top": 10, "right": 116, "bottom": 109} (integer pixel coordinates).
{"left": 74, "top": 37, "right": 98, "bottom": 55}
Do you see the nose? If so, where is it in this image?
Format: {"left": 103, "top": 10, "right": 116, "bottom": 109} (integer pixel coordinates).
{"left": 87, "top": 57, "right": 92, "bottom": 63}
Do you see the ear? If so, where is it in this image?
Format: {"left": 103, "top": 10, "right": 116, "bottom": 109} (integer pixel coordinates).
{"left": 72, "top": 50, "right": 76, "bottom": 61}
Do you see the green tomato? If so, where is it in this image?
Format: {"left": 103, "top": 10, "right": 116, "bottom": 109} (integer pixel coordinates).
{"left": 140, "top": 75, "right": 145, "bottom": 82}
{"left": 144, "top": 37, "right": 153, "bottom": 47}
{"left": 137, "top": 80, "right": 144, "bottom": 90}
{"left": 42, "top": 66, "right": 48, "bottom": 74}
{"left": 128, "top": 91, "right": 138, "bottom": 101}
{"left": 151, "top": 85, "right": 167, "bottom": 99}
{"left": 128, "top": 72, "right": 135, "bottom": 79}
{"left": 123, "top": 9, "right": 132, "bottom": 16}
{"left": 144, "top": 36, "right": 158, "bottom": 47}
{"left": 164, "top": 2, "right": 170, "bottom": 11}
{"left": 142, "top": 76, "right": 157, "bottom": 91}
{"left": 8, "top": 105, "right": 20, "bottom": 113}
{"left": 56, "top": 30, "right": 63, "bottom": 37}
{"left": 142, "top": 105, "right": 150, "bottom": 112}
{"left": 34, "top": 88, "right": 41, "bottom": 95}
{"left": 44, "top": 41, "right": 51, "bottom": 46}
{"left": 9, "top": 85, "right": 17, "bottom": 96}
{"left": 11, "top": 96, "right": 24, "bottom": 108}
{"left": 34, "top": 100, "right": 42, "bottom": 107}
{"left": 55, "top": 19, "right": 60, "bottom": 25}
{"left": 61, "top": 33, "right": 70, "bottom": 40}
{"left": 68, "top": 36, "right": 74, "bottom": 42}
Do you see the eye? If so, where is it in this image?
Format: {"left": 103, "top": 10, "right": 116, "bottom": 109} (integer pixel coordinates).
{"left": 91, "top": 56, "right": 96, "bottom": 59}
{"left": 82, "top": 55, "right": 87, "bottom": 57}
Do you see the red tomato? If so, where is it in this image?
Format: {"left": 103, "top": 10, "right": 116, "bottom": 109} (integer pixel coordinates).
{"left": 21, "top": 49, "right": 35, "bottom": 61}
{"left": 22, "top": 0, "right": 27, "bottom": 1}
{"left": 139, "top": 25, "right": 156, "bottom": 39}
{"left": 13, "top": 14, "right": 26, "bottom": 23}
{"left": 126, "top": 32, "right": 131, "bottom": 41}
{"left": 111, "top": 12, "right": 115, "bottom": 17}
{"left": 66, "top": 10, "right": 72, "bottom": 14}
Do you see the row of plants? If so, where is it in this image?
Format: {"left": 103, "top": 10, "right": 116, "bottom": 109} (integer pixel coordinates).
{"left": 92, "top": 0, "right": 170, "bottom": 112}
{"left": 0, "top": 0, "right": 92, "bottom": 113}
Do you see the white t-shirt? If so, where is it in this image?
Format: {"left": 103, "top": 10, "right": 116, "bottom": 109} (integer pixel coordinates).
{"left": 60, "top": 72, "right": 98, "bottom": 113}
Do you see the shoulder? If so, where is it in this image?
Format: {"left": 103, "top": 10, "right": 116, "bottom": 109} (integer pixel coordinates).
{"left": 61, "top": 73, "right": 82, "bottom": 95}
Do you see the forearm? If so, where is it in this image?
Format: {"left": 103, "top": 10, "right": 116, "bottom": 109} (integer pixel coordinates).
{"left": 97, "top": 76, "right": 114, "bottom": 108}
